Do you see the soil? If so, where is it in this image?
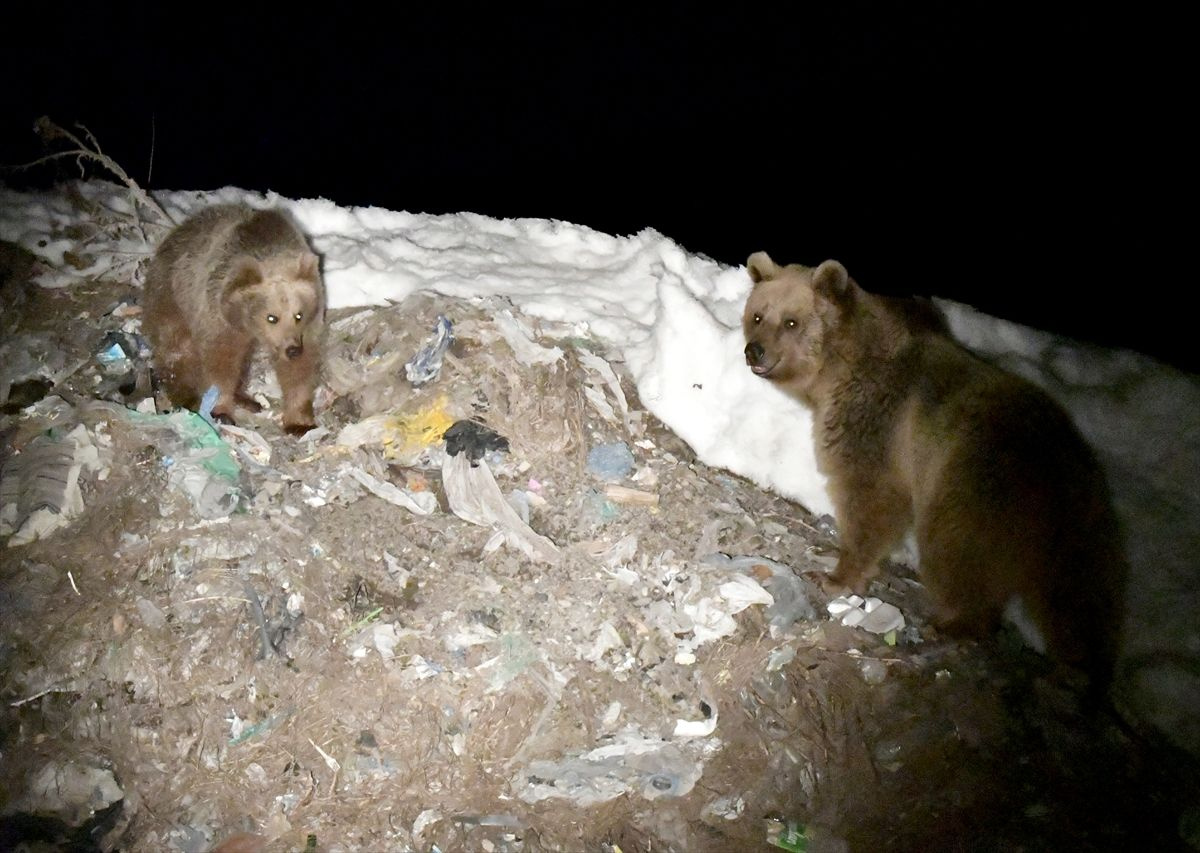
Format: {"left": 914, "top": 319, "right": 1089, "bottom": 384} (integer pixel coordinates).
{"left": 1, "top": 227, "right": 1198, "bottom": 853}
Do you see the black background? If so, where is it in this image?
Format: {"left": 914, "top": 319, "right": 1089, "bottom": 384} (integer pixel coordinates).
{"left": 2, "top": 6, "right": 1190, "bottom": 371}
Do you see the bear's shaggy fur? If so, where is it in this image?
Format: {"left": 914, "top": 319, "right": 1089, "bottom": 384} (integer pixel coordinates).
{"left": 742, "top": 252, "right": 1126, "bottom": 690}
{"left": 142, "top": 204, "right": 324, "bottom": 434}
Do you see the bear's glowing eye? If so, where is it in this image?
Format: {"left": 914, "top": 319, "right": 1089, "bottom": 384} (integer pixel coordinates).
{"left": 267, "top": 314, "right": 279, "bottom": 324}
{"left": 294, "top": 312, "right": 303, "bottom": 322}
{"left": 752, "top": 314, "right": 762, "bottom": 324}
{"left": 785, "top": 319, "right": 798, "bottom": 329}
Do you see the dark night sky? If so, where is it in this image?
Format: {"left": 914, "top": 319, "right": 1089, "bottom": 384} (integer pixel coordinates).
{"left": 2, "top": 6, "right": 1191, "bottom": 371}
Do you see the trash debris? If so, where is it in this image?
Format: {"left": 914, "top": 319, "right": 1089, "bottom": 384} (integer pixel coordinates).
{"left": 493, "top": 309, "right": 564, "bottom": 367}
{"left": 582, "top": 490, "right": 621, "bottom": 525}
{"left": 478, "top": 632, "right": 541, "bottom": 691}
{"left": 7, "top": 761, "right": 124, "bottom": 831}
{"left": 576, "top": 347, "right": 632, "bottom": 430}
{"left": 585, "top": 621, "right": 626, "bottom": 662}
{"left": 766, "top": 817, "right": 810, "bottom": 852}
{"left": 335, "top": 397, "right": 456, "bottom": 463}
{"left": 96, "top": 332, "right": 134, "bottom": 372}
{"left": 604, "top": 484, "right": 659, "bottom": 507}
{"left": 701, "top": 794, "right": 746, "bottom": 823}
{"left": 442, "top": 451, "right": 560, "bottom": 563}
{"left": 218, "top": 422, "right": 274, "bottom": 467}
{"left": 703, "top": 554, "right": 818, "bottom": 636}
{"left": 1, "top": 423, "right": 104, "bottom": 546}
{"left": 345, "top": 466, "right": 437, "bottom": 515}
{"left": 827, "top": 594, "right": 906, "bottom": 635}
{"left": 122, "top": 406, "right": 243, "bottom": 518}
{"left": 587, "top": 441, "right": 634, "bottom": 480}
{"left": 518, "top": 726, "right": 705, "bottom": 806}
{"left": 443, "top": 419, "right": 510, "bottom": 465}
{"left": 405, "top": 314, "right": 454, "bottom": 385}
{"left": 660, "top": 570, "right": 776, "bottom": 661}
{"left": 674, "top": 710, "right": 718, "bottom": 738}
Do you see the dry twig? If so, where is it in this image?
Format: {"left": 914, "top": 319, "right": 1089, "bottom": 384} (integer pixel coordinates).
{"left": 6, "top": 116, "right": 173, "bottom": 228}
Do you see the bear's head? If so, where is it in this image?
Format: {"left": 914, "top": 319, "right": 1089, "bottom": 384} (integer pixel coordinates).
{"left": 221, "top": 250, "right": 324, "bottom": 361}
{"left": 742, "top": 252, "right": 856, "bottom": 397}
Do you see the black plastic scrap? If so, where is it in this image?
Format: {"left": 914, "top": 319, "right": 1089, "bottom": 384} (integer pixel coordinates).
{"left": 442, "top": 420, "right": 510, "bottom": 466}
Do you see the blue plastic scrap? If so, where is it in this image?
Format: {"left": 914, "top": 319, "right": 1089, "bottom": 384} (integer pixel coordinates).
{"left": 587, "top": 442, "right": 634, "bottom": 481}
{"left": 406, "top": 315, "right": 454, "bottom": 386}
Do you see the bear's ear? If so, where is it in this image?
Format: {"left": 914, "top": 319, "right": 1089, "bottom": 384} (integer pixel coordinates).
{"left": 746, "top": 252, "right": 780, "bottom": 284}
{"left": 812, "top": 260, "right": 855, "bottom": 318}
{"left": 812, "top": 260, "right": 852, "bottom": 301}
{"left": 221, "top": 259, "right": 263, "bottom": 325}
{"left": 296, "top": 252, "right": 320, "bottom": 282}
{"left": 226, "top": 258, "right": 263, "bottom": 294}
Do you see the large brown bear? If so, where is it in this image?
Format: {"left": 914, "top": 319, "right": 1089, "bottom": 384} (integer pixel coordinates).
{"left": 742, "top": 252, "right": 1126, "bottom": 692}
{"left": 142, "top": 204, "right": 325, "bottom": 434}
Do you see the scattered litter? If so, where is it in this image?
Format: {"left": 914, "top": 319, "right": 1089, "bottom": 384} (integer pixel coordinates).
{"left": 604, "top": 484, "right": 659, "bottom": 507}
{"left": 582, "top": 490, "right": 620, "bottom": 524}
{"left": 767, "top": 817, "right": 810, "bottom": 852}
{"left": 400, "top": 654, "right": 443, "bottom": 680}
{"left": 858, "top": 656, "right": 888, "bottom": 684}
{"left": 10, "top": 761, "right": 124, "bottom": 828}
{"left": 443, "top": 419, "right": 510, "bottom": 465}
{"left": 371, "top": 622, "right": 401, "bottom": 659}
{"left": 518, "top": 726, "right": 705, "bottom": 806}
{"left": 1, "top": 423, "right": 104, "bottom": 546}
{"left": 136, "top": 597, "right": 167, "bottom": 630}
{"left": 674, "top": 704, "right": 718, "bottom": 738}
{"left": 587, "top": 441, "right": 634, "bottom": 480}
{"left": 309, "top": 738, "right": 342, "bottom": 773}
{"left": 442, "top": 452, "right": 560, "bottom": 563}
{"left": 229, "top": 707, "right": 295, "bottom": 746}
{"left": 827, "top": 594, "right": 907, "bottom": 635}
{"left": 412, "top": 809, "right": 443, "bottom": 845}
{"left": 676, "top": 573, "right": 773, "bottom": 655}
{"left": 601, "top": 701, "right": 623, "bottom": 728}
{"left": 335, "top": 397, "right": 456, "bottom": 464}
{"left": 346, "top": 466, "right": 437, "bottom": 515}
{"left": 576, "top": 347, "right": 631, "bottom": 430}
{"left": 585, "top": 621, "right": 626, "bottom": 662}
{"left": 766, "top": 645, "right": 797, "bottom": 672}
{"left": 478, "top": 632, "right": 541, "bottom": 691}
{"left": 128, "top": 408, "right": 241, "bottom": 518}
{"left": 342, "top": 606, "right": 385, "bottom": 640}
{"left": 493, "top": 309, "right": 564, "bottom": 367}
{"left": 405, "top": 314, "right": 454, "bottom": 386}
{"left": 703, "top": 554, "right": 818, "bottom": 636}
{"left": 96, "top": 332, "right": 134, "bottom": 372}
{"left": 218, "top": 423, "right": 274, "bottom": 467}
{"left": 702, "top": 794, "right": 746, "bottom": 823}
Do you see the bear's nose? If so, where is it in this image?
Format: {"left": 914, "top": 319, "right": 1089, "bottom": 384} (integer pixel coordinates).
{"left": 744, "top": 341, "right": 764, "bottom": 366}
{"left": 286, "top": 344, "right": 304, "bottom": 360}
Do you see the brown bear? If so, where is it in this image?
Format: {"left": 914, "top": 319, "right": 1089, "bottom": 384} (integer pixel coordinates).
{"left": 142, "top": 204, "right": 325, "bottom": 434}
{"left": 742, "top": 252, "right": 1127, "bottom": 692}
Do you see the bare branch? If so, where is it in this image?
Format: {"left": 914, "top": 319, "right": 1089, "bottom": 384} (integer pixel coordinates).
{"left": 4, "top": 116, "right": 174, "bottom": 228}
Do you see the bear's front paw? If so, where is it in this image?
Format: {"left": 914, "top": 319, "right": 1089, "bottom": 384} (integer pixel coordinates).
{"left": 283, "top": 421, "right": 316, "bottom": 437}
{"left": 815, "top": 571, "right": 856, "bottom": 598}
{"left": 235, "top": 393, "right": 263, "bottom": 413}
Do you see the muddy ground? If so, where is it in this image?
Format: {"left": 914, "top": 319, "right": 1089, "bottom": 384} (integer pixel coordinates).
{"left": 1, "top": 226, "right": 1199, "bottom": 852}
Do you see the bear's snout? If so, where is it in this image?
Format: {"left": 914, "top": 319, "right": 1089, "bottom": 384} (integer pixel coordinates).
{"left": 286, "top": 343, "right": 304, "bottom": 360}
{"left": 744, "top": 341, "right": 765, "bottom": 366}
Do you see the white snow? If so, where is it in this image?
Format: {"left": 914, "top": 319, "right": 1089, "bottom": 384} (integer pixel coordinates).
{"left": 2, "top": 181, "right": 1198, "bottom": 749}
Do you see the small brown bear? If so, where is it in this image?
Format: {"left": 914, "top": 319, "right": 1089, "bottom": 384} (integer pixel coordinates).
{"left": 742, "top": 252, "right": 1126, "bottom": 691}
{"left": 142, "top": 204, "right": 324, "bottom": 434}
